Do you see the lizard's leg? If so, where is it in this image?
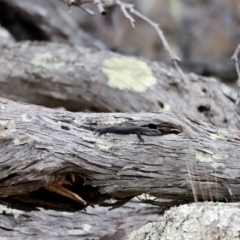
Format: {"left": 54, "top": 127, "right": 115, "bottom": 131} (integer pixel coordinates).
{"left": 136, "top": 132, "right": 144, "bottom": 143}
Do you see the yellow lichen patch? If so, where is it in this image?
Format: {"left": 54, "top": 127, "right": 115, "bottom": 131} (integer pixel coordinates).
{"left": 162, "top": 103, "right": 171, "bottom": 112}
{"left": 211, "top": 130, "right": 228, "bottom": 140}
{"left": 188, "top": 72, "right": 199, "bottom": 81}
{"left": 195, "top": 149, "right": 213, "bottom": 162}
{"left": 0, "top": 204, "right": 22, "bottom": 218}
{"left": 21, "top": 113, "right": 33, "bottom": 122}
{"left": 73, "top": 116, "right": 88, "bottom": 126}
{"left": 0, "top": 120, "right": 15, "bottom": 139}
{"left": 102, "top": 58, "right": 157, "bottom": 92}
{"left": 82, "top": 223, "right": 91, "bottom": 232}
{"left": 32, "top": 52, "right": 64, "bottom": 70}
{"left": 100, "top": 115, "right": 130, "bottom": 125}
{"left": 96, "top": 138, "right": 133, "bottom": 150}
{"left": 195, "top": 149, "right": 227, "bottom": 163}
{"left": 14, "top": 135, "right": 37, "bottom": 145}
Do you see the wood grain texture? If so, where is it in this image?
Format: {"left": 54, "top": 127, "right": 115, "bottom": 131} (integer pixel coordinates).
{"left": 0, "top": 201, "right": 159, "bottom": 239}
{"left": 0, "top": 97, "right": 239, "bottom": 212}
{"left": 0, "top": 42, "right": 236, "bottom": 128}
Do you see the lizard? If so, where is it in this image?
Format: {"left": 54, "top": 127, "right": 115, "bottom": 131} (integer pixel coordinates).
{"left": 94, "top": 126, "right": 162, "bottom": 143}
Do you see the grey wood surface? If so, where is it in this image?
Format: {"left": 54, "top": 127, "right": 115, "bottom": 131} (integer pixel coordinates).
{"left": 0, "top": 42, "right": 236, "bottom": 128}
{"left": 0, "top": 97, "right": 239, "bottom": 212}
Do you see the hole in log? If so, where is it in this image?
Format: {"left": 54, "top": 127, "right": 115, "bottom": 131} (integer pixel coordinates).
{"left": 202, "top": 88, "right": 207, "bottom": 94}
{"left": 198, "top": 104, "right": 210, "bottom": 113}
{"left": 61, "top": 125, "right": 70, "bottom": 131}
{"left": 142, "top": 123, "right": 182, "bottom": 135}
{"left": 101, "top": 10, "right": 107, "bottom": 15}
{"left": 158, "top": 101, "right": 164, "bottom": 109}
{"left": 147, "top": 124, "right": 158, "bottom": 129}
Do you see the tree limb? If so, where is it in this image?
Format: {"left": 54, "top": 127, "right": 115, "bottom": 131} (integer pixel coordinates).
{"left": 0, "top": 201, "right": 160, "bottom": 239}
{"left": 0, "top": 97, "right": 240, "bottom": 212}
{"left": 0, "top": 42, "right": 236, "bottom": 129}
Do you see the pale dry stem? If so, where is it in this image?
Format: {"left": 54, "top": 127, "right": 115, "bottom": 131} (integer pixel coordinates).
{"left": 228, "top": 44, "right": 240, "bottom": 126}
{"left": 66, "top": 0, "right": 187, "bottom": 83}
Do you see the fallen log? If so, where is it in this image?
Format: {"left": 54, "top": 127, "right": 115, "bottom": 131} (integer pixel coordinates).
{"left": 0, "top": 42, "right": 237, "bottom": 129}
{"left": 0, "top": 97, "right": 239, "bottom": 212}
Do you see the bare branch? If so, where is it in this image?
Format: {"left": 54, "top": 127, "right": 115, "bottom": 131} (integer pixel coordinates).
{"left": 228, "top": 44, "right": 240, "bottom": 127}
{"left": 232, "top": 44, "right": 240, "bottom": 85}
{"left": 65, "top": 0, "right": 187, "bottom": 83}
{"left": 79, "top": 6, "right": 95, "bottom": 14}
{"left": 115, "top": 1, "right": 135, "bottom": 28}
{"left": 129, "top": 8, "right": 186, "bottom": 83}
{"left": 93, "top": 0, "right": 107, "bottom": 14}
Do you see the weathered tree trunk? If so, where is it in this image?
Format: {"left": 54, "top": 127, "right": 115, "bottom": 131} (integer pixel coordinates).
{"left": 0, "top": 97, "right": 239, "bottom": 212}
{"left": 0, "top": 1, "right": 239, "bottom": 239}
{"left": 0, "top": 42, "right": 237, "bottom": 129}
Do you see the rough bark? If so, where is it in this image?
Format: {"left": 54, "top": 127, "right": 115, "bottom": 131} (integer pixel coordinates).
{"left": 127, "top": 202, "right": 240, "bottom": 240}
{"left": 0, "top": 42, "right": 237, "bottom": 129}
{"left": 0, "top": 97, "right": 240, "bottom": 212}
{"left": 0, "top": 1, "right": 239, "bottom": 239}
{"left": 0, "top": 201, "right": 159, "bottom": 240}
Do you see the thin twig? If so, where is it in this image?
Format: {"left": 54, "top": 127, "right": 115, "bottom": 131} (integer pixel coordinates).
{"left": 128, "top": 6, "right": 186, "bottom": 83}
{"left": 66, "top": 0, "right": 187, "bottom": 83}
{"left": 232, "top": 44, "right": 240, "bottom": 86}
{"left": 80, "top": 6, "right": 95, "bottom": 14}
{"left": 228, "top": 44, "right": 240, "bottom": 127}
{"left": 94, "top": 0, "right": 107, "bottom": 14}
{"left": 115, "top": 1, "right": 135, "bottom": 28}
